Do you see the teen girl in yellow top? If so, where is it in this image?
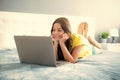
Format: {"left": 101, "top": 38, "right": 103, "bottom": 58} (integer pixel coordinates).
{"left": 51, "top": 17, "right": 102, "bottom": 63}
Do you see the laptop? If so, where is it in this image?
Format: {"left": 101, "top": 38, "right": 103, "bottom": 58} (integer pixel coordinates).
{"left": 14, "top": 36, "right": 69, "bottom": 67}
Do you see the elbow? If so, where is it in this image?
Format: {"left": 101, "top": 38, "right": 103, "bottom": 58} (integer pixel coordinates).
{"left": 69, "top": 59, "right": 77, "bottom": 64}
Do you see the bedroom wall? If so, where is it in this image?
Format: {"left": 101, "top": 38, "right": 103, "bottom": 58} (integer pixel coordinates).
{"left": 0, "top": 0, "right": 120, "bottom": 42}
{"left": 0, "top": 11, "right": 95, "bottom": 49}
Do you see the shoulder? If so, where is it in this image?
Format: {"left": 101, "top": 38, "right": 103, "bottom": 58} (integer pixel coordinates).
{"left": 72, "top": 33, "right": 85, "bottom": 42}
{"left": 72, "top": 33, "right": 83, "bottom": 39}
{"left": 71, "top": 33, "right": 86, "bottom": 49}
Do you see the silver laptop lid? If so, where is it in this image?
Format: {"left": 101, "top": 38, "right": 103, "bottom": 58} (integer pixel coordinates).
{"left": 14, "top": 36, "right": 56, "bottom": 67}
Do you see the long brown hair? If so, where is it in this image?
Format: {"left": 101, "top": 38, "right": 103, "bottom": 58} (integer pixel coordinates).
{"left": 51, "top": 17, "right": 72, "bottom": 60}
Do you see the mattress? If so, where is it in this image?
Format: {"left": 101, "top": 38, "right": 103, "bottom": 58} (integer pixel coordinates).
{"left": 0, "top": 49, "right": 120, "bottom": 80}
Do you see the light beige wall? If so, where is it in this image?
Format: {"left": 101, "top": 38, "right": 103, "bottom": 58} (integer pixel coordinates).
{"left": 0, "top": 0, "right": 120, "bottom": 42}
{"left": 0, "top": 11, "right": 95, "bottom": 49}
{"left": 79, "top": 0, "right": 120, "bottom": 42}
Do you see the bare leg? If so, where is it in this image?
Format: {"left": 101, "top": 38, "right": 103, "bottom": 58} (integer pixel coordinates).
{"left": 78, "top": 22, "right": 102, "bottom": 49}
{"left": 77, "top": 22, "right": 84, "bottom": 35}
{"left": 83, "top": 22, "right": 89, "bottom": 39}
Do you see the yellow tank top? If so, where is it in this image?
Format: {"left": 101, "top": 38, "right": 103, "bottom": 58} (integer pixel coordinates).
{"left": 71, "top": 33, "right": 92, "bottom": 58}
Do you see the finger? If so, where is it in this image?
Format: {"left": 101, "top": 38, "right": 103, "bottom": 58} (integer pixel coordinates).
{"left": 63, "top": 34, "right": 69, "bottom": 40}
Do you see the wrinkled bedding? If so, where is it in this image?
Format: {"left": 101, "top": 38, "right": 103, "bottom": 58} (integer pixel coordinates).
{"left": 0, "top": 49, "right": 120, "bottom": 80}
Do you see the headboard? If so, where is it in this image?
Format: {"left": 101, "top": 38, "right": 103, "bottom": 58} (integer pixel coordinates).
{"left": 0, "top": 11, "right": 95, "bottom": 49}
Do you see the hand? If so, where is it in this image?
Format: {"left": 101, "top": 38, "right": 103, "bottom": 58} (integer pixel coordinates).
{"left": 59, "top": 33, "right": 69, "bottom": 43}
{"left": 51, "top": 35, "right": 59, "bottom": 45}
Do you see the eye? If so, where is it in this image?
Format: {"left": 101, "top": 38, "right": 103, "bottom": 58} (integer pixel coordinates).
{"left": 58, "top": 29, "right": 62, "bottom": 32}
{"left": 58, "top": 28, "right": 64, "bottom": 32}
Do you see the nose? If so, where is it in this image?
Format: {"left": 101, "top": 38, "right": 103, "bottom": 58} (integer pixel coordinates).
{"left": 54, "top": 30, "right": 59, "bottom": 35}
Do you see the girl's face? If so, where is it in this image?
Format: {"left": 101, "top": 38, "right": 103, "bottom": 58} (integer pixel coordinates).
{"left": 52, "top": 23, "right": 64, "bottom": 40}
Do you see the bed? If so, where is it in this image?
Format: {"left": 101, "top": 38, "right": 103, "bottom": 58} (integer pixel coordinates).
{"left": 0, "top": 11, "right": 120, "bottom": 80}
{"left": 0, "top": 49, "right": 120, "bottom": 80}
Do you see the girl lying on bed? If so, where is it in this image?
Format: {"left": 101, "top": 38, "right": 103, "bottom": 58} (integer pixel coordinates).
{"left": 51, "top": 17, "right": 102, "bottom": 63}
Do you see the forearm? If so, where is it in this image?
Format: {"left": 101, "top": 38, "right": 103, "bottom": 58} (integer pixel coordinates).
{"left": 59, "top": 42, "right": 75, "bottom": 63}
{"left": 53, "top": 41, "right": 58, "bottom": 60}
